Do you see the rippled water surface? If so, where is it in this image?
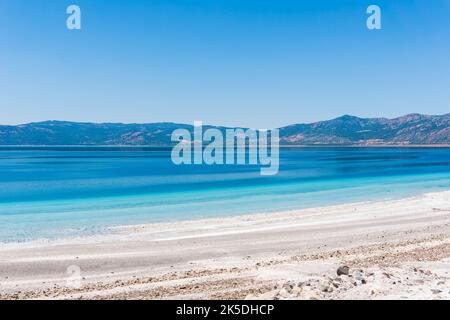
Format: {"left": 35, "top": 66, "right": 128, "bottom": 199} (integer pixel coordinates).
{"left": 0, "top": 147, "right": 449, "bottom": 242}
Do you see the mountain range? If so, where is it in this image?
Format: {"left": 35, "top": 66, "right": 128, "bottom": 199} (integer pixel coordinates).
{"left": 0, "top": 113, "right": 449, "bottom": 146}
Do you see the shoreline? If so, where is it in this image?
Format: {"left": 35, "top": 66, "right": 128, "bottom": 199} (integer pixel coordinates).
{"left": 0, "top": 193, "right": 432, "bottom": 248}
{"left": 0, "top": 191, "right": 450, "bottom": 299}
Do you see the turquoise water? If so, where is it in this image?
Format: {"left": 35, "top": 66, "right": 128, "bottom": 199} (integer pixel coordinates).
{"left": 0, "top": 147, "right": 449, "bottom": 242}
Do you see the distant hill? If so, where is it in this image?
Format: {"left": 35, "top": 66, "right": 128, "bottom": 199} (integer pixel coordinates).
{"left": 280, "top": 114, "right": 450, "bottom": 145}
{"left": 0, "top": 114, "right": 449, "bottom": 146}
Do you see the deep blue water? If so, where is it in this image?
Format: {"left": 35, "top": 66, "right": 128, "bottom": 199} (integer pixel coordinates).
{"left": 0, "top": 147, "right": 449, "bottom": 242}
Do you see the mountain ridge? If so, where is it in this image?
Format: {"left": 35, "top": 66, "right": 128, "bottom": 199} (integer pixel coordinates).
{"left": 1, "top": 113, "right": 449, "bottom": 146}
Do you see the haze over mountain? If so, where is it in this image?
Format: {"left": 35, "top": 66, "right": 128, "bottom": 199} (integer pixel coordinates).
{"left": 0, "top": 114, "right": 448, "bottom": 146}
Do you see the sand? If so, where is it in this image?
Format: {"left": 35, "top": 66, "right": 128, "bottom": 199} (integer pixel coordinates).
{"left": 0, "top": 191, "right": 449, "bottom": 300}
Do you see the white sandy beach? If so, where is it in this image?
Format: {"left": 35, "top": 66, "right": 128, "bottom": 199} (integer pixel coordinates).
{"left": 0, "top": 191, "right": 449, "bottom": 300}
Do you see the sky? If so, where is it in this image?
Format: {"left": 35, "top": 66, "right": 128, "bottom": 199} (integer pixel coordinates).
{"left": 0, "top": 0, "right": 449, "bottom": 128}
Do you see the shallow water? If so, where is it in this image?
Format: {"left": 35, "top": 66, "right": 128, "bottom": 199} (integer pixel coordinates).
{"left": 0, "top": 147, "right": 449, "bottom": 242}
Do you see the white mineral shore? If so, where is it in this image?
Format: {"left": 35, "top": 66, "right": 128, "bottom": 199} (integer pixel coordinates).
{"left": 0, "top": 191, "right": 449, "bottom": 300}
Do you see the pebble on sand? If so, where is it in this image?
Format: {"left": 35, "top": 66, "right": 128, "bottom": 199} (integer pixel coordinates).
{"left": 337, "top": 266, "right": 350, "bottom": 276}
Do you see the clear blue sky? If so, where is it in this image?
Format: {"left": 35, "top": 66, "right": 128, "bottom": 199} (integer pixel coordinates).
{"left": 1, "top": 0, "right": 449, "bottom": 128}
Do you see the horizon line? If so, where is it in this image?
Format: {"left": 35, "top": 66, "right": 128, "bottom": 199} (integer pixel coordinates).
{"left": 1, "top": 112, "right": 449, "bottom": 129}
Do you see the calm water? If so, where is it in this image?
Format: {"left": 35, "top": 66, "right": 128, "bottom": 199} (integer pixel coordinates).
{"left": 0, "top": 147, "right": 449, "bottom": 242}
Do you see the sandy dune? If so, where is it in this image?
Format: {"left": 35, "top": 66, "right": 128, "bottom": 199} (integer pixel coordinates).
{"left": 0, "top": 191, "right": 449, "bottom": 300}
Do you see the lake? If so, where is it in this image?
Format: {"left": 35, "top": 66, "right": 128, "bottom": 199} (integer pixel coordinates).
{"left": 0, "top": 147, "right": 449, "bottom": 242}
